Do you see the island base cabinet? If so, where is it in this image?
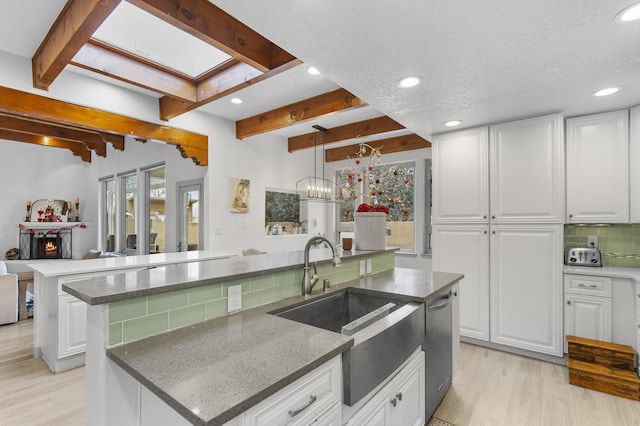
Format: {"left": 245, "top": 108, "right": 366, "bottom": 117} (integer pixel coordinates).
{"left": 346, "top": 350, "right": 425, "bottom": 426}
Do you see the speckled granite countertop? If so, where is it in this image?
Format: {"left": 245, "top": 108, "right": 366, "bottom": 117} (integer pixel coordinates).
{"left": 62, "top": 247, "right": 398, "bottom": 305}
{"left": 105, "top": 267, "right": 464, "bottom": 426}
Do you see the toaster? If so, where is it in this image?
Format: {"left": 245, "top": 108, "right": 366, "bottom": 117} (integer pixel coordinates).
{"left": 564, "top": 247, "right": 603, "bottom": 267}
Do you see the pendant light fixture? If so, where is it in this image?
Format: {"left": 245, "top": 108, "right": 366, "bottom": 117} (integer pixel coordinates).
{"left": 296, "top": 125, "right": 336, "bottom": 202}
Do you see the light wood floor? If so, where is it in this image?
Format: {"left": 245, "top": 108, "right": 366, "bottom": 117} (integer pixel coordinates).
{"left": 2, "top": 320, "right": 639, "bottom": 426}
{"left": 0, "top": 319, "right": 84, "bottom": 426}
{"left": 435, "top": 342, "right": 640, "bottom": 426}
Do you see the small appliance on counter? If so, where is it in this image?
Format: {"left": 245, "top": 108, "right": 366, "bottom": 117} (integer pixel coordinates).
{"left": 564, "top": 246, "right": 603, "bottom": 267}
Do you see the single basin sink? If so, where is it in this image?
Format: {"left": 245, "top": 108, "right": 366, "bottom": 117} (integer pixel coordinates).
{"left": 270, "top": 288, "right": 425, "bottom": 406}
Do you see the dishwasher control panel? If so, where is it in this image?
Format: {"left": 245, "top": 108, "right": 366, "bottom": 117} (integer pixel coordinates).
{"left": 565, "top": 247, "right": 602, "bottom": 267}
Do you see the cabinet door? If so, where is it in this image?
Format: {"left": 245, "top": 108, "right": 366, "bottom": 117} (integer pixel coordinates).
{"left": 564, "top": 294, "right": 611, "bottom": 352}
{"left": 393, "top": 351, "right": 426, "bottom": 426}
{"left": 490, "top": 224, "right": 563, "bottom": 356}
{"left": 58, "top": 294, "right": 87, "bottom": 358}
{"left": 566, "top": 110, "right": 629, "bottom": 223}
{"left": 312, "top": 402, "right": 342, "bottom": 426}
{"left": 432, "top": 225, "right": 489, "bottom": 341}
{"left": 346, "top": 386, "right": 391, "bottom": 426}
{"left": 489, "top": 114, "right": 564, "bottom": 222}
{"left": 630, "top": 106, "right": 640, "bottom": 222}
{"left": 432, "top": 127, "right": 489, "bottom": 223}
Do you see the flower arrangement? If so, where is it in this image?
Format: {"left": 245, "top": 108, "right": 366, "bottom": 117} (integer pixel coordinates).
{"left": 338, "top": 143, "right": 411, "bottom": 220}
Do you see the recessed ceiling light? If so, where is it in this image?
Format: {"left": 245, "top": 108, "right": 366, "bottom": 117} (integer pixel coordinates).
{"left": 444, "top": 120, "right": 462, "bottom": 127}
{"left": 307, "top": 66, "right": 321, "bottom": 75}
{"left": 593, "top": 87, "right": 621, "bottom": 97}
{"left": 397, "top": 76, "right": 422, "bottom": 88}
{"left": 616, "top": 3, "right": 640, "bottom": 22}
{"left": 230, "top": 97, "right": 242, "bottom": 104}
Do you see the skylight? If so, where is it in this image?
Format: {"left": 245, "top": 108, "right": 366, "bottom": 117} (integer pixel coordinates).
{"left": 92, "top": 2, "right": 231, "bottom": 78}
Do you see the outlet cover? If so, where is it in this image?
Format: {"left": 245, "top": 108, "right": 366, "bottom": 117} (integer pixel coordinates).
{"left": 228, "top": 285, "right": 242, "bottom": 312}
{"left": 587, "top": 235, "right": 598, "bottom": 248}
{"left": 366, "top": 258, "right": 373, "bottom": 274}
{"left": 359, "top": 260, "right": 365, "bottom": 276}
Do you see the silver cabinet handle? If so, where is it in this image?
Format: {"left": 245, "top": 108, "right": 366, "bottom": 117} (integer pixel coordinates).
{"left": 428, "top": 296, "right": 451, "bottom": 311}
{"left": 396, "top": 392, "right": 403, "bottom": 401}
{"left": 567, "top": 300, "right": 571, "bottom": 305}
{"left": 288, "top": 395, "right": 317, "bottom": 418}
{"left": 578, "top": 283, "right": 597, "bottom": 288}
{"left": 390, "top": 398, "right": 397, "bottom": 407}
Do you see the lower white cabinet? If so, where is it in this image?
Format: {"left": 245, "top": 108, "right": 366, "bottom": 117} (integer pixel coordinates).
{"left": 57, "top": 293, "right": 87, "bottom": 358}
{"left": 563, "top": 274, "right": 613, "bottom": 352}
{"left": 347, "top": 350, "right": 425, "bottom": 426}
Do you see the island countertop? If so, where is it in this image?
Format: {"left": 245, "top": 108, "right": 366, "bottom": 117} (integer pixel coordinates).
{"left": 62, "top": 247, "right": 399, "bottom": 305}
{"left": 105, "top": 267, "right": 464, "bottom": 426}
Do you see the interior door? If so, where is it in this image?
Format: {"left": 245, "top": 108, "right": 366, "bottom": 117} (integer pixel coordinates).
{"left": 176, "top": 180, "right": 203, "bottom": 252}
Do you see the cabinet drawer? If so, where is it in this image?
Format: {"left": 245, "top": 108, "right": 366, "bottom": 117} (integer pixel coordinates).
{"left": 243, "top": 355, "right": 341, "bottom": 426}
{"left": 564, "top": 274, "right": 611, "bottom": 297}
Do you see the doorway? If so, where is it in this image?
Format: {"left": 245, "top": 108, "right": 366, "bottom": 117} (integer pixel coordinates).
{"left": 177, "top": 179, "right": 203, "bottom": 252}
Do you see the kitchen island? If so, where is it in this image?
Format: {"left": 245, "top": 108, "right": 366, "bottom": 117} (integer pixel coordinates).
{"left": 62, "top": 248, "right": 463, "bottom": 425}
{"left": 28, "top": 250, "right": 235, "bottom": 373}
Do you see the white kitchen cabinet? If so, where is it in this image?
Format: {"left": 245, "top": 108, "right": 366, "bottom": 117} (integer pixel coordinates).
{"left": 432, "top": 127, "right": 489, "bottom": 223}
{"left": 636, "top": 282, "right": 640, "bottom": 366}
{"left": 490, "top": 225, "right": 564, "bottom": 356}
{"left": 311, "top": 402, "right": 342, "bottom": 426}
{"left": 432, "top": 225, "right": 489, "bottom": 341}
{"left": 630, "top": 106, "right": 640, "bottom": 222}
{"left": 243, "top": 355, "right": 341, "bottom": 426}
{"left": 566, "top": 109, "right": 629, "bottom": 223}
{"left": 346, "top": 350, "right": 425, "bottom": 426}
{"left": 451, "top": 282, "right": 460, "bottom": 377}
{"left": 564, "top": 294, "right": 611, "bottom": 349}
{"left": 58, "top": 293, "right": 87, "bottom": 358}
{"left": 489, "top": 114, "right": 564, "bottom": 222}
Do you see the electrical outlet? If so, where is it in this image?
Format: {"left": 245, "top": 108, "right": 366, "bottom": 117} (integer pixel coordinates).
{"left": 366, "top": 258, "right": 373, "bottom": 274}
{"left": 227, "top": 285, "right": 242, "bottom": 312}
{"left": 587, "top": 235, "right": 598, "bottom": 248}
{"left": 359, "top": 260, "right": 365, "bottom": 277}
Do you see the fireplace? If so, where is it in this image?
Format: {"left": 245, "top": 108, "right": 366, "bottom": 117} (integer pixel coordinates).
{"left": 19, "top": 228, "right": 72, "bottom": 260}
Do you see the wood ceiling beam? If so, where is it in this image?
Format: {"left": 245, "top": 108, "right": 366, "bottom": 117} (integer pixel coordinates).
{"left": 71, "top": 40, "right": 198, "bottom": 102}
{"left": 32, "top": 0, "right": 122, "bottom": 90}
{"left": 159, "top": 58, "right": 301, "bottom": 120}
{"left": 130, "top": 0, "right": 296, "bottom": 72}
{"left": 0, "top": 85, "right": 208, "bottom": 165}
{"left": 0, "top": 113, "right": 108, "bottom": 157}
{"left": 324, "top": 134, "right": 432, "bottom": 163}
{"left": 0, "top": 129, "right": 92, "bottom": 163}
{"left": 236, "top": 88, "right": 368, "bottom": 140}
{"left": 288, "top": 116, "right": 405, "bottom": 153}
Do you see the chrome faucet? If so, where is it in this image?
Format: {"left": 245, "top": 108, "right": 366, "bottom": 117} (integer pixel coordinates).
{"left": 302, "top": 235, "right": 342, "bottom": 296}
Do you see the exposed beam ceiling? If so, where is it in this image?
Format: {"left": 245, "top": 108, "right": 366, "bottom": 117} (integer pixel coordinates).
{"left": 236, "top": 88, "right": 367, "bottom": 139}
{"left": 287, "top": 116, "right": 406, "bottom": 153}
{"left": 324, "top": 134, "right": 431, "bottom": 163}
{"left": 0, "top": 85, "right": 208, "bottom": 165}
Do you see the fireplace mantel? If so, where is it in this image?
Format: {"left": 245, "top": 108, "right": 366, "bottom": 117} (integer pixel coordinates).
{"left": 18, "top": 222, "right": 85, "bottom": 230}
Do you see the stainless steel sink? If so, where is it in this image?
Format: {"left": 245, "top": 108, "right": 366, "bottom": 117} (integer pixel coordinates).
{"left": 270, "top": 288, "right": 425, "bottom": 406}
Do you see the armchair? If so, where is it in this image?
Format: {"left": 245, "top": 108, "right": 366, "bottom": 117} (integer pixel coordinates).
{"left": 0, "top": 261, "right": 18, "bottom": 325}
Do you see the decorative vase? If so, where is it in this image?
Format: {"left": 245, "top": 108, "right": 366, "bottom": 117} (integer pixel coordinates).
{"left": 354, "top": 212, "right": 387, "bottom": 250}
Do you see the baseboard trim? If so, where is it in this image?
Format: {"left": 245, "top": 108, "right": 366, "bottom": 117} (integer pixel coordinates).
{"left": 460, "top": 336, "right": 567, "bottom": 365}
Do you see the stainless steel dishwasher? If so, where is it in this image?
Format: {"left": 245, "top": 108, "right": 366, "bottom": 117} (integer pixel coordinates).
{"left": 423, "top": 287, "right": 453, "bottom": 420}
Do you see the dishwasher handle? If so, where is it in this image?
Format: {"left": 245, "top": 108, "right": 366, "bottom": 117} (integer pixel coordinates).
{"left": 427, "top": 294, "right": 451, "bottom": 311}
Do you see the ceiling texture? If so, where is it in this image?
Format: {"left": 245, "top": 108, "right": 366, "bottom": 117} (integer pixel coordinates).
{"left": 0, "top": 0, "right": 639, "bottom": 165}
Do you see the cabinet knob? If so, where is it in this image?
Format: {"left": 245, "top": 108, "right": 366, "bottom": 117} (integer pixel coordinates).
{"left": 492, "top": 230, "right": 496, "bottom": 234}
{"left": 390, "top": 398, "right": 397, "bottom": 407}
{"left": 567, "top": 300, "right": 571, "bottom": 305}
{"left": 492, "top": 215, "right": 495, "bottom": 219}
{"left": 483, "top": 215, "right": 487, "bottom": 219}
{"left": 569, "top": 214, "right": 573, "bottom": 218}
{"left": 484, "top": 230, "right": 488, "bottom": 234}
{"left": 396, "top": 392, "right": 403, "bottom": 401}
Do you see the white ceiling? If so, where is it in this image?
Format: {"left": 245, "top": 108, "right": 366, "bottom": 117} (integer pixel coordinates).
{"left": 1, "top": 0, "right": 640, "bottom": 142}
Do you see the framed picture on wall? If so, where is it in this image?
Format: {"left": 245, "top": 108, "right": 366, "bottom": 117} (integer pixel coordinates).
{"left": 230, "top": 177, "right": 250, "bottom": 213}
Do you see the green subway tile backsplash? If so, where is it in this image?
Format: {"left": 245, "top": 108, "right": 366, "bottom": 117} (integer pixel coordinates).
{"left": 108, "top": 252, "right": 396, "bottom": 346}
{"left": 564, "top": 224, "right": 640, "bottom": 267}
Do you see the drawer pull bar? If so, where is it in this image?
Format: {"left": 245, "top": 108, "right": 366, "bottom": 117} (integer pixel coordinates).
{"left": 288, "top": 395, "right": 317, "bottom": 418}
{"left": 578, "top": 283, "right": 597, "bottom": 288}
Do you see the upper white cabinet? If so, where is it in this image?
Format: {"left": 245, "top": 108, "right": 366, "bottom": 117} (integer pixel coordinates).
{"left": 630, "top": 106, "right": 640, "bottom": 222}
{"left": 566, "top": 109, "right": 629, "bottom": 223}
{"left": 433, "top": 114, "right": 564, "bottom": 224}
{"left": 489, "top": 114, "right": 564, "bottom": 222}
{"left": 432, "top": 127, "right": 489, "bottom": 223}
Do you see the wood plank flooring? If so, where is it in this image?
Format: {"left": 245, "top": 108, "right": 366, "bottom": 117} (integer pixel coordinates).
{"left": 0, "top": 319, "right": 84, "bottom": 426}
{"left": 2, "top": 320, "right": 639, "bottom": 425}
{"left": 435, "top": 342, "right": 640, "bottom": 426}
